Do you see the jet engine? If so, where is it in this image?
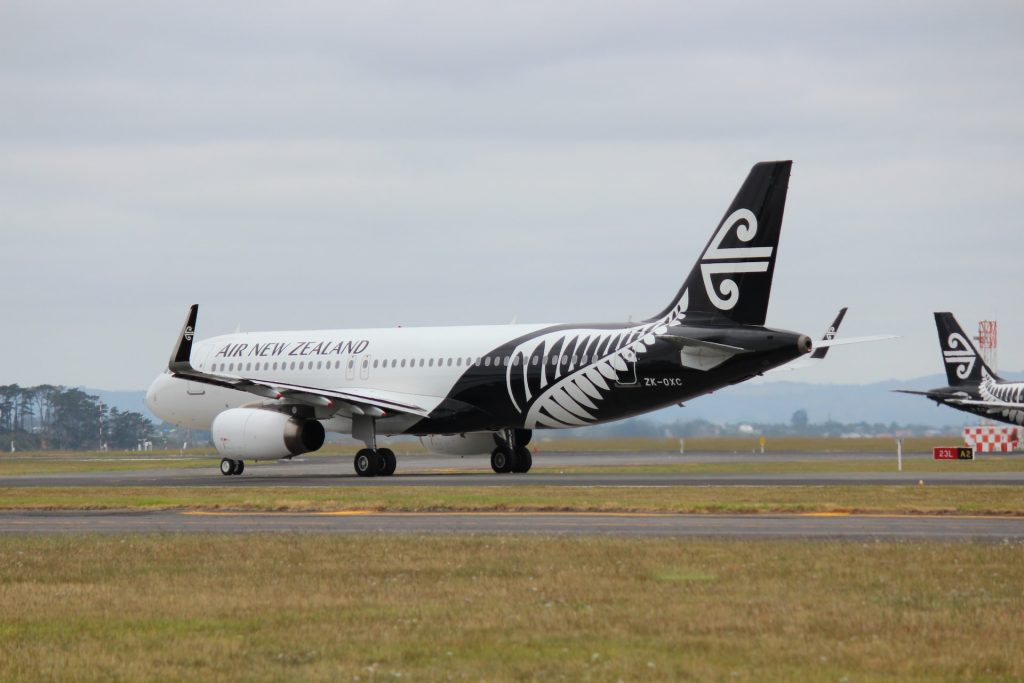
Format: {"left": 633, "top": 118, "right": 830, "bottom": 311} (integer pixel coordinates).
{"left": 420, "top": 432, "right": 498, "bottom": 455}
{"left": 211, "top": 408, "right": 325, "bottom": 461}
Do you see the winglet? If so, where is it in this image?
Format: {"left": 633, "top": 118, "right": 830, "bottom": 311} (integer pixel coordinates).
{"left": 169, "top": 304, "right": 199, "bottom": 373}
{"left": 810, "top": 307, "right": 847, "bottom": 360}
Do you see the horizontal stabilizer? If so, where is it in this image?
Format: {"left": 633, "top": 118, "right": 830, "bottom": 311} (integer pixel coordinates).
{"left": 657, "top": 332, "right": 747, "bottom": 371}
{"left": 812, "top": 334, "right": 898, "bottom": 350}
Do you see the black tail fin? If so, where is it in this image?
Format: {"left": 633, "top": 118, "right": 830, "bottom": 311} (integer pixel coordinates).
{"left": 934, "top": 312, "right": 998, "bottom": 385}
{"left": 649, "top": 161, "right": 792, "bottom": 326}
{"left": 810, "top": 307, "right": 848, "bottom": 360}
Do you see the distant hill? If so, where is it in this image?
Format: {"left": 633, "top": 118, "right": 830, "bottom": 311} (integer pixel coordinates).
{"left": 87, "top": 370, "right": 1024, "bottom": 430}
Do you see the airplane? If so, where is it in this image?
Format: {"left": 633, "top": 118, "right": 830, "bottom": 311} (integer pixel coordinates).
{"left": 895, "top": 312, "right": 1024, "bottom": 426}
{"left": 148, "top": 160, "right": 838, "bottom": 478}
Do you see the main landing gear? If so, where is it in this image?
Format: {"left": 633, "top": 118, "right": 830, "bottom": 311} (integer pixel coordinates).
{"left": 491, "top": 429, "right": 532, "bottom": 474}
{"left": 220, "top": 458, "right": 245, "bottom": 476}
{"left": 350, "top": 413, "right": 397, "bottom": 477}
{"left": 353, "top": 447, "right": 397, "bottom": 477}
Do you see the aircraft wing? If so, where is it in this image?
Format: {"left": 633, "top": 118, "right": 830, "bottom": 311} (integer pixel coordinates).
{"left": 166, "top": 305, "right": 432, "bottom": 418}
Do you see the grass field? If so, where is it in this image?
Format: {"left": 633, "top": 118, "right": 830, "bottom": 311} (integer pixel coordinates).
{"left": 0, "top": 535, "right": 1020, "bottom": 682}
{"left": 3, "top": 484, "right": 1024, "bottom": 516}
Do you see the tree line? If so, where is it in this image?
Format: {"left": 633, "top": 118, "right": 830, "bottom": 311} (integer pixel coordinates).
{"left": 0, "top": 384, "right": 155, "bottom": 451}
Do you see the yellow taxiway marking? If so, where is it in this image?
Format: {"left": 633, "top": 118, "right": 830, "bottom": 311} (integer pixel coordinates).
{"left": 183, "top": 510, "right": 670, "bottom": 518}
{"left": 176, "top": 510, "right": 1022, "bottom": 521}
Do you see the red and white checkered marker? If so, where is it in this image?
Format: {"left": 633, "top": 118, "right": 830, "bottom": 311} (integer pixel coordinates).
{"left": 963, "top": 426, "right": 1020, "bottom": 453}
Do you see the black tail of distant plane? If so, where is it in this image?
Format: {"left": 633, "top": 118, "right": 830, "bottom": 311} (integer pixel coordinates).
{"left": 650, "top": 160, "right": 792, "bottom": 326}
{"left": 935, "top": 312, "right": 999, "bottom": 386}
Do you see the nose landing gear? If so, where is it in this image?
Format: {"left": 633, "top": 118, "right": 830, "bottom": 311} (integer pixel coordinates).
{"left": 219, "top": 458, "right": 245, "bottom": 476}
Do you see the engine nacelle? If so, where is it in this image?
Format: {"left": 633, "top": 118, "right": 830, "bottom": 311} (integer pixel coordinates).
{"left": 211, "top": 408, "right": 325, "bottom": 461}
{"left": 420, "top": 432, "right": 498, "bottom": 456}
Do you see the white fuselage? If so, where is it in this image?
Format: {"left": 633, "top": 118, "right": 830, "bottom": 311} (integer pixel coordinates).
{"left": 147, "top": 322, "right": 550, "bottom": 432}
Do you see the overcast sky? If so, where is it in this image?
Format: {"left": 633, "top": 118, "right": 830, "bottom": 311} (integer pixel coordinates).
{"left": 2, "top": 1, "right": 1022, "bottom": 390}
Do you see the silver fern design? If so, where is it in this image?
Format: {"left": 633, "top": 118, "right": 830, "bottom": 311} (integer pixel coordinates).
{"left": 505, "top": 292, "right": 689, "bottom": 428}
{"left": 943, "top": 332, "right": 977, "bottom": 380}
{"left": 979, "top": 370, "right": 1024, "bottom": 425}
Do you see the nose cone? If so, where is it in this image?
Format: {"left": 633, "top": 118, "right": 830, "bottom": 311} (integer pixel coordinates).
{"left": 146, "top": 373, "right": 171, "bottom": 421}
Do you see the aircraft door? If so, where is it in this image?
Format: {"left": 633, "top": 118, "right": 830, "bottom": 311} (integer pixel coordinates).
{"left": 187, "top": 343, "right": 214, "bottom": 395}
{"left": 615, "top": 348, "right": 639, "bottom": 387}
{"left": 360, "top": 355, "right": 371, "bottom": 381}
{"left": 345, "top": 357, "right": 356, "bottom": 381}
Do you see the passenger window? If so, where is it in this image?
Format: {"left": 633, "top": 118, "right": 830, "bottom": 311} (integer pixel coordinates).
{"left": 531, "top": 356, "right": 539, "bottom": 366}
{"left": 391, "top": 359, "right": 397, "bottom": 368}
{"left": 290, "top": 362, "right": 296, "bottom": 370}
{"left": 299, "top": 361, "right": 305, "bottom": 370}
{"left": 561, "top": 356, "right": 568, "bottom": 365}
{"left": 317, "top": 361, "right": 322, "bottom": 370}
{"left": 419, "top": 359, "right": 425, "bottom": 367}
{"left": 272, "top": 362, "right": 278, "bottom": 371}
{"left": 484, "top": 357, "right": 491, "bottom": 367}
{"left": 373, "top": 360, "right": 379, "bottom": 368}
{"left": 429, "top": 358, "right": 434, "bottom": 367}
{"left": 447, "top": 358, "right": 452, "bottom": 367}
{"left": 348, "top": 359, "right": 355, "bottom": 369}
{"left": 512, "top": 356, "right": 520, "bottom": 366}
{"left": 401, "top": 359, "right": 407, "bottom": 368}
{"left": 550, "top": 356, "right": 557, "bottom": 365}
{"left": 362, "top": 359, "right": 368, "bottom": 368}
{"left": 504, "top": 356, "right": 510, "bottom": 366}
{"left": 456, "top": 357, "right": 462, "bottom": 367}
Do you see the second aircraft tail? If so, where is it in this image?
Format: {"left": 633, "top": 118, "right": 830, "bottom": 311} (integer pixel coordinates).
{"left": 934, "top": 312, "right": 999, "bottom": 386}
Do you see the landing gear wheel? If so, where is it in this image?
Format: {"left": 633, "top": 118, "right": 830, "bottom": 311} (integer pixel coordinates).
{"left": 512, "top": 446, "right": 532, "bottom": 473}
{"left": 490, "top": 446, "right": 514, "bottom": 474}
{"left": 233, "top": 460, "right": 245, "bottom": 476}
{"left": 220, "top": 458, "right": 234, "bottom": 476}
{"left": 378, "top": 448, "right": 397, "bottom": 476}
{"left": 354, "top": 448, "right": 380, "bottom": 477}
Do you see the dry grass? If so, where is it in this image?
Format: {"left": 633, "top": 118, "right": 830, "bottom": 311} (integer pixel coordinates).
{"left": 0, "top": 535, "right": 1021, "bottom": 682}
{"left": 3, "top": 485, "right": 1024, "bottom": 516}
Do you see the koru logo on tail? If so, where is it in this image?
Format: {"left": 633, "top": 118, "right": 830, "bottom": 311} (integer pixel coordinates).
{"left": 184, "top": 326, "right": 194, "bottom": 342}
{"left": 943, "top": 332, "right": 976, "bottom": 379}
{"left": 700, "top": 208, "right": 773, "bottom": 311}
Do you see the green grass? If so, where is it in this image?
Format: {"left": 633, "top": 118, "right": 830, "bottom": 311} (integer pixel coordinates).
{"left": 3, "top": 485, "right": 1024, "bottom": 516}
{"left": 537, "top": 455, "right": 1024, "bottom": 475}
{"left": 0, "top": 535, "right": 1020, "bottom": 681}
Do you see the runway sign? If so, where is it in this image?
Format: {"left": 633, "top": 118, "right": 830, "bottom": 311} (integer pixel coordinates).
{"left": 934, "top": 447, "right": 974, "bottom": 460}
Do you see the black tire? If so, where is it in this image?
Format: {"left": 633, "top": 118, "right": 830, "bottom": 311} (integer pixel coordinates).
{"left": 220, "top": 458, "right": 234, "bottom": 476}
{"left": 354, "top": 449, "right": 379, "bottom": 477}
{"left": 513, "top": 446, "right": 532, "bottom": 473}
{"left": 490, "top": 446, "right": 513, "bottom": 474}
{"left": 379, "top": 448, "right": 397, "bottom": 476}
{"left": 234, "top": 460, "right": 245, "bottom": 476}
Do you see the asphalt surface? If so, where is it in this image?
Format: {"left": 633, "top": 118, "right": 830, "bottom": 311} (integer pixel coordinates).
{"left": 3, "top": 451, "right": 1024, "bottom": 488}
{"left": 0, "top": 509, "right": 1021, "bottom": 541}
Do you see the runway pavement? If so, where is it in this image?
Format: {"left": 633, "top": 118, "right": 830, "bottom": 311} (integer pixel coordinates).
{"left": 3, "top": 451, "right": 1023, "bottom": 488}
{"left": 0, "top": 509, "right": 1021, "bottom": 541}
